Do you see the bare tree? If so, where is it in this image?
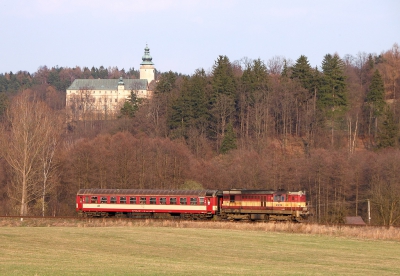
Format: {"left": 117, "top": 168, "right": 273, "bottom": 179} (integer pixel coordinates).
{"left": 0, "top": 92, "right": 62, "bottom": 216}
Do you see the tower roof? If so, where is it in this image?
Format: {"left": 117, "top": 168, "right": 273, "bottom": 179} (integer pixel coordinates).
{"left": 141, "top": 44, "right": 154, "bottom": 65}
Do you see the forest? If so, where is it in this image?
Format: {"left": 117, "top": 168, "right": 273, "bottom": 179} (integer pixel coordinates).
{"left": 0, "top": 43, "right": 399, "bottom": 226}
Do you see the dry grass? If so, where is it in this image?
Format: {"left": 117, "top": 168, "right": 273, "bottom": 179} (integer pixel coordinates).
{"left": 1, "top": 217, "right": 399, "bottom": 241}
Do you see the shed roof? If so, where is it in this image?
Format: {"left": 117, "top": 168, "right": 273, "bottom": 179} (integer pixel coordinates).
{"left": 344, "top": 216, "right": 366, "bottom": 225}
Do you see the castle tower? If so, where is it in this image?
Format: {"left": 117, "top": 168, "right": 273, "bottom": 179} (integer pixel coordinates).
{"left": 140, "top": 44, "right": 155, "bottom": 84}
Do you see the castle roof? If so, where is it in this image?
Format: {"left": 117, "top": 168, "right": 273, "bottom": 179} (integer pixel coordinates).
{"left": 67, "top": 78, "right": 148, "bottom": 91}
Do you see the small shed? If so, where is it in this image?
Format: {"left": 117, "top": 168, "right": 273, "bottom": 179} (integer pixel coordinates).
{"left": 344, "top": 216, "right": 366, "bottom": 225}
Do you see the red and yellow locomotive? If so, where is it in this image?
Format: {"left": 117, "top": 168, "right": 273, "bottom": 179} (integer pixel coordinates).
{"left": 76, "top": 188, "right": 309, "bottom": 222}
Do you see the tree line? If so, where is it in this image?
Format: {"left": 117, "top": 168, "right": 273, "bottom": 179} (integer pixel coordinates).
{"left": 0, "top": 44, "right": 399, "bottom": 226}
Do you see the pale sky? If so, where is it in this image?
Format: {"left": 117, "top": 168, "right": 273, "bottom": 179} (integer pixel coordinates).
{"left": 1, "top": 0, "right": 399, "bottom": 75}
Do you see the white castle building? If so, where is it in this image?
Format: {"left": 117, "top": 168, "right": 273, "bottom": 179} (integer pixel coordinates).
{"left": 66, "top": 45, "right": 155, "bottom": 120}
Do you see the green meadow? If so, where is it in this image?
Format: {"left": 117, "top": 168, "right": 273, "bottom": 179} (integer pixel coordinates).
{"left": 0, "top": 225, "right": 399, "bottom": 275}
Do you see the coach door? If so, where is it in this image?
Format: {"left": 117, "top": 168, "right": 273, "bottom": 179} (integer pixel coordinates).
{"left": 206, "top": 197, "right": 213, "bottom": 213}
{"left": 77, "top": 196, "right": 83, "bottom": 210}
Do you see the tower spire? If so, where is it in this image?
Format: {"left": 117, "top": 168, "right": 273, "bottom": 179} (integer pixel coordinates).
{"left": 141, "top": 44, "right": 154, "bottom": 65}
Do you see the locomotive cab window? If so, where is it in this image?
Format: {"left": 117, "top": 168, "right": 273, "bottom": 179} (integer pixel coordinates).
{"left": 129, "top": 197, "right": 136, "bottom": 204}
{"left": 230, "top": 195, "right": 235, "bottom": 203}
{"left": 170, "top": 198, "right": 177, "bottom": 205}
{"left": 110, "top": 197, "right": 117, "bottom": 204}
{"left": 274, "top": 195, "right": 286, "bottom": 202}
{"left": 85, "top": 196, "right": 89, "bottom": 203}
{"left": 91, "top": 196, "right": 98, "bottom": 203}
{"left": 190, "top": 198, "right": 197, "bottom": 205}
{"left": 149, "top": 197, "right": 156, "bottom": 204}
{"left": 160, "top": 198, "right": 166, "bottom": 204}
{"left": 120, "top": 197, "right": 126, "bottom": 204}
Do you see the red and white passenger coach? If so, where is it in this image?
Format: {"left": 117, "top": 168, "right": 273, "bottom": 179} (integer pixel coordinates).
{"left": 76, "top": 189, "right": 220, "bottom": 219}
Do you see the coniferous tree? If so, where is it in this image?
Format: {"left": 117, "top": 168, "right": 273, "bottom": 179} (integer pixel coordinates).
{"left": 0, "top": 93, "right": 9, "bottom": 116}
{"left": 377, "top": 107, "right": 398, "bottom": 148}
{"left": 220, "top": 123, "right": 237, "bottom": 154}
{"left": 242, "top": 58, "right": 268, "bottom": 93}
{"left": 120, "top": 91, "right": 141, "bottom": 118}
{"left": 211, "top": 55, "right": 236, "bottom": 102}
{"left": 291, "top": 55, "right": 313, "bottom": 91}
{"left": 210, "top": 56, "right": 237, "bottom": 144}
{"left": 365, "top": 69, "right": 386, "bottom": 144}
{"left": 319, "top": 54, "right": 348, "bottom": 111}
{"left": 155, "top": 71, "right": 177, "bottom": 94}
{"left": 318, "top": 54, "right": 348, "bottom": 146}
{"left": 168, "top": 69, "right": 209, "bottom": 139}
{"left": 366, "top": 69, "right": 386, "bottom": 116}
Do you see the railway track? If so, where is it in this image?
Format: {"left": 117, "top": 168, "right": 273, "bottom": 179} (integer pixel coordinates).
{"left": 0, "top": 215, "right": 396, "bottom": 228}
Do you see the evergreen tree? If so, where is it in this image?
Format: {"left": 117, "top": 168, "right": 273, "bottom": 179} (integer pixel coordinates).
{"left": 91, "top": 67, "right": 98, "bottom": 78}
{"left": 0, "top": 93, "right": 9, "bottom": 116}
{"left": 168, "top": 77, "right": 193, "bottom": 137}
{"left": 281, "top": 59, "right": 290, "bottom": 80}
{"left": 291, "top": 55, "right": 313, "bottom": 91}
{"left": 364, "top": 69, "right": 386, "bottom": 144}
{"left": 319, "top": 53, "right": 347, "bottom": 112}
{"left": 242, "top": 59, "right": 268, "bottom": 93}
{"left": 210, "top": 56, "right": 237, "bottom": 142}
{"left": 377, "top": 107, "right": 398, "bottom": 148}
{"left": 0, "top": 74, "right": 8, "bottom": 92}
{"left": 168, "top": 70, "right": 209, "bottom": 139}
{"left": 155, "top": 71, "right": 177, "bottom": 94}
{"left": 211, "top": 55, "right": 236, "bottom": 102}
{"left": 120, "top": 91, "right": 141, "bottom": 118}
{"left": 366, "top": 69, "right": 386, "bottom": 117}
{"left": 220, "top": 123, "right": 237, "bottom": 154}
{"left": 318, "top": 54, "right": 348, "bottom": 146}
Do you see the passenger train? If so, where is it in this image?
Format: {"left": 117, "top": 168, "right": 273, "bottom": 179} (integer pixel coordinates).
{"left": 76, "top": 188, "right": 309, "bottom": 222}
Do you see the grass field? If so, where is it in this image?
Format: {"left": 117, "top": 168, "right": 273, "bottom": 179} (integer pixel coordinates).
{"left": 1, "top": 221, "right": 400, "bottom": 275}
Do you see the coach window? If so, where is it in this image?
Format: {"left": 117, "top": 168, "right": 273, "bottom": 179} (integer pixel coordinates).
{"left": 91, "top": 196, "right": 98, "bottom": 203}
{"left": 129, "top": 197, "right": 137, "bottom": 204}
{"left": 190, "top": 198, "right": 197, "bottom": 205}
{"left": 110, "top": 197, "right": 117, "bottom": 204}
{"left": 160, "top": 198, "right": 166, "bottom": 205}
{"left": 230, "top": 195, "right": 235, "bottom": 203}
{"left": 140, "top": 197, "right": 147, "bottom": 204}
{"left": 170, "top": 198, "right": 177, "bottom": 205}
{"left": 101, "top": 197, "right": 107, "bottom": 203}
{"left": 150, "top": 197, "right": 156, "bottom": 204}
{"left": 199, "top": 197, "right": 205, "bottom": 205}
{"left": 120, "top": 197, "right": 126, "bottom": 204}
{"left": 180, "top": 198, "right": 187, "bottom": 205}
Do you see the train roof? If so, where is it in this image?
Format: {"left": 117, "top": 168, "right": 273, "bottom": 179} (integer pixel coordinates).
{"left": 77, "top": 189, "right": 220, "bottom": 197}
{"left": 222, "top": 189, "right": 305, "bottom": 195}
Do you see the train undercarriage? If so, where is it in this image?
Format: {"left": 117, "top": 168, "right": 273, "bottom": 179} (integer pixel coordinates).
{"left": 78, "top": 210, "right": 306, "bottom": 222}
